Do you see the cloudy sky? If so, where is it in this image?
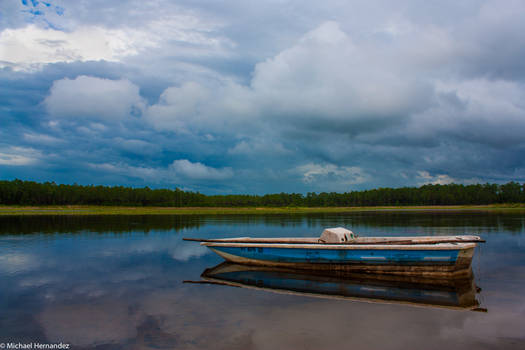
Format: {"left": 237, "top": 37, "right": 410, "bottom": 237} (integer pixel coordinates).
{"left": 1, "top": 0, "right": 524, "bottom": 194}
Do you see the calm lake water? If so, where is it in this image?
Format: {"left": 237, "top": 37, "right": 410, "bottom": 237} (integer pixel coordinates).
{"left": 1, "top": 211, "right": 524, "bottom": 349}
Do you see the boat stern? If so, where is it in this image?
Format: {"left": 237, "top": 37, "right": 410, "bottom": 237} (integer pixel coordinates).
{"left": 455, "top": 246, "right": 475, "bottom": 271}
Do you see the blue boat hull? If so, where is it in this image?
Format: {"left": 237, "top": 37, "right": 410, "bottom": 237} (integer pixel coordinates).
{"left": 206, "top": 244, "right": 475, "bottom": 277}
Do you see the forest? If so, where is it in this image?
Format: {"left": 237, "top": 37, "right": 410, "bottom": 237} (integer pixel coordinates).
{"left": 1, "top": 179, "right": 524, "bottom": 207}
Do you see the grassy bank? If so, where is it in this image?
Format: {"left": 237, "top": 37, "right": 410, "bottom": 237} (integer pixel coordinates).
{"left": 1, "top": 204, "right": 524, "bottom": 215}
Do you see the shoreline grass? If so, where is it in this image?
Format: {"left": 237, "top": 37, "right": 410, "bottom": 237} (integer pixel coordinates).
{"left": 0, "top": 204, "right": 524, "bottom": 216}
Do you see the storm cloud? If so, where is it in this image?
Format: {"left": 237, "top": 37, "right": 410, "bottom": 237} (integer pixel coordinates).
{"left": 1, "top": 0, "right": 524, "bottom": 193}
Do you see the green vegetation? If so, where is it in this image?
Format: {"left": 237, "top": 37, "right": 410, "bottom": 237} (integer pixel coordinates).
{"left": 0, "top": 179, "right": 524, "bottom": 209}
{"left": 1, "top": 204, "right": 525, "bottom": 216}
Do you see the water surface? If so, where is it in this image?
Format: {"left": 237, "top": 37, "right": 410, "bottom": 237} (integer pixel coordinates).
{"left": 1, "top": 211, "right": 524, "bottom": 349}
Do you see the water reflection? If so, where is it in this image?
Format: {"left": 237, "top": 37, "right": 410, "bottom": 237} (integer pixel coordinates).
{"left": 192, "top": 263, "right": 485, "bottom": 311}
{"left": 1, "top": 210, "right": 524, "bottom": 235}
{"left": 1, "top": 212, "right": 524, "bottom": 349}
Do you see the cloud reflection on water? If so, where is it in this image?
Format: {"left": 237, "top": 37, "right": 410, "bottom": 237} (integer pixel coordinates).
{"left": 1, "top": 213, "right": 524, "bottom": 349}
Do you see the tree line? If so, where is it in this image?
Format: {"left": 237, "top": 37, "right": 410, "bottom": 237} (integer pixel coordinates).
{"left": 0, "top": 179, "right": 524, "bottom": 207}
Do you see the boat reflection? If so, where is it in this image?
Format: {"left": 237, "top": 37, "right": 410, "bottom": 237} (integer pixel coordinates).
{"left": 191, "top": 263, "right": 486, "bottom": 311}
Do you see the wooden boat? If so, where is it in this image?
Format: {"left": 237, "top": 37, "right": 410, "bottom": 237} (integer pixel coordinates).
{"left": 186, "top": 262, "right": 485, "bottom": 311}
{"left": 184, "top": 227, "right": 485, "bottom": 277}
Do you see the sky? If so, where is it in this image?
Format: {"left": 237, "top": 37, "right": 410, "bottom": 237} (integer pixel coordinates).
{"left": 1, "top": 0, "right": 525, "bottom": 194}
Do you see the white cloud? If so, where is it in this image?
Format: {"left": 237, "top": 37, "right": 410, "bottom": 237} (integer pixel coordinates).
{"left": 88, "top": 159, "right": 233, "bottom": 183}
{"left": 44, "top": 76, "right": 144, "bottom": 121}
{"left": 76, "top": 123, "right": 109, "bottom": 136}
{"left": 227, "top": 138, "right": 290, "bottom": 156}
{"left": 250, "top": 21, "right": 431, "bottom": 125}
{"left": 140, "top": 16, "right": 525, "bottom": 151}
{"left": 405, "top": 78, "right": 525, "bottom": 148}
{"left": 416, "top": 171, "right": 455, "bottom": 185}
{"left": 145, "top": 14, "right": 234, "bottom": 56}
{"left": 0, "top": 146, "right": 41, "bottom": 166}
{"left": 114, "top": 138, "right": 161, "bottom": 156}
{"left": 169, "top": 159, "right": 233, "bottom": 180}
{"left": 0, "top": 25, "right": 153, "bottom": 71}
{"left": 0, "top": 8, "right": 233, "bottom": 72}
{"left": 439, "top": 79, "right": 525, "bottom": 144}
{"left": 416, "top": 171, "right": 481, "bottom": 186}
{"left": 23, "top": 132, "right": 63, "bottom": 145}
{"left": 144, "top": 21, "right": 431, "bottom": 136}
{"left": 143, "top": 80, "right": 255, "bottom": 134}
{"left": 87, "top": 162, "right": 160, "bottom": 182}
{"left": 144, "top": 82, "right": 210, "bottom": 133}
{"left": 297, "top": 163, "right": 368, "bottom": 185}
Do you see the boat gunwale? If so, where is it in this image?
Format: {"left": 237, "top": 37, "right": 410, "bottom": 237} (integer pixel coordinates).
{"left": 201, "top": 242, "right": 477, "bottom": 250}
{"left": 198, "top": 235, "right": 483, "bottom": 243}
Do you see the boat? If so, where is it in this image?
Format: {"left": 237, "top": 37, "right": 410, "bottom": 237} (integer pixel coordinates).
{"left": 184, "top": 227, "right": 485, "bottom": 277}
{"left": 186, "top": 262, "right": 485, "bottom": 311}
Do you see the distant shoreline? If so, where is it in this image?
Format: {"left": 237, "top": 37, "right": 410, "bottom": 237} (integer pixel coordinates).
{"left": 1, "top": 204, "right": 524, "bottom": 216}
